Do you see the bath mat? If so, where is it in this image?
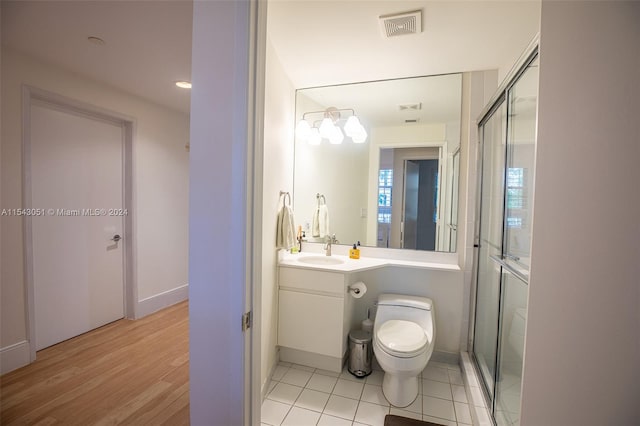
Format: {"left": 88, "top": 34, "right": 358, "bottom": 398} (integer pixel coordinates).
{"left": 384, "top": 414, "right": 445, "bottom": 426}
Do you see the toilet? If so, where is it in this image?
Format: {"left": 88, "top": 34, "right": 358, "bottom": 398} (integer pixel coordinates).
{"left": 373, "top": 293, "right": 436, "bottom": 407}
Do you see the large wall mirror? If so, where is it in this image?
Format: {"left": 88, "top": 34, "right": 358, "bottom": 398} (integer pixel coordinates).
{"left": 293, "top": 73, "right": 462, "bottom": 252}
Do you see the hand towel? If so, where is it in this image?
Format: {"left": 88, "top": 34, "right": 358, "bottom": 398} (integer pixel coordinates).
{"left": 312, "top": 204, "right": 330, "bottom": 238}
{"left": 276, "top": 204, "right": 296, "bottom": 250}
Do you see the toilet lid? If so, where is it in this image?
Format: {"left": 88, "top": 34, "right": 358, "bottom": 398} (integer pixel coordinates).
{"left": 377, "top": 320, "right": 428, "bottom": 357}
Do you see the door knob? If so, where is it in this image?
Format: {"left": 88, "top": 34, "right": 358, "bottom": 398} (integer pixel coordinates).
{"left": 111, "top": 234, "right": 122, "bottom": 242}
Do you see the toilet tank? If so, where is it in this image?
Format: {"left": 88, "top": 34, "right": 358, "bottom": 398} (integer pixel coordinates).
{"left": 378, "top": 294, "right": 433, "bottom": 311}
{"left": 375, "top": 294, "right": 435, "bottom": 342}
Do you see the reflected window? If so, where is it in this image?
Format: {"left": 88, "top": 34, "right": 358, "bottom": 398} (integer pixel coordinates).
{"left": 506, "top": 168, "right": 526, "bottom": 228}
{"left": 378, "top": 169, "right": 393, "bottom": 224}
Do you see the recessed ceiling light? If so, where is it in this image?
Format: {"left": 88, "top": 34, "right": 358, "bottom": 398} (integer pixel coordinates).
{"left": 175, "top": 81, "right": 192, "bottom": 89}
{"left": 87, "top": 36, "right": 105, "bottom": 45}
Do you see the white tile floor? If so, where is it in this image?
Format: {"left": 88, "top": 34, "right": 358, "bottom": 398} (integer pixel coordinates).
{"left": 261, "top": 361, "right": 473, "bottom": 426}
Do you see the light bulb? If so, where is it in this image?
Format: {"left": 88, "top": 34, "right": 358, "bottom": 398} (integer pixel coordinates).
{"left": 344, "top": 116, "right": 361, "bottom": 137}
{"left": 175, "top": 81, "right": 192, "bottom": 89}
{"left": 319, "top": 118, "right": 335, "bottom": 139}
{"left": 329, "top": 126, "right": 344, "bottom": 145}
{"left": 295, "top": 120, "right": 311, "bottom": 140}
{"left": 308, "top": 128, "right": 322, "bottom": 145}
{"left": 352, "top": 127, "right": 368, "bottom": 143}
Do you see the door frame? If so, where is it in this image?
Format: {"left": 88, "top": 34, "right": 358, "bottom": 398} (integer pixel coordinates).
{"left": 248, "top": 0, "right": 267, "bottom": 423}
{"left": 21, "top": 85, "right": 136, "bottom": 361}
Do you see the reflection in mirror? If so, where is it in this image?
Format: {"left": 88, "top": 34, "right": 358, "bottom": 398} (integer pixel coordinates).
{"left": 293, "top": 73, "right": 462, "bottom": 252}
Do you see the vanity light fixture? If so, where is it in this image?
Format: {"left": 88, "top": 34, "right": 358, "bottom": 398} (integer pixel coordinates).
{"left": 296, "top": 107, "right": 367, "bottom": 145}
{"left": 319, "top": 117, "right": 335, "bottom": 139}
{"left": 175, "top": 81, "right": 192, "bottom": 89}
{"left": 308, "top": 128, "right": 322, "bottom": 145}
{"left": 352, "top": 128, "right": 368, "bottom": 144}
{"left": 329, "top": 126, "right": 345, "bottom": 145}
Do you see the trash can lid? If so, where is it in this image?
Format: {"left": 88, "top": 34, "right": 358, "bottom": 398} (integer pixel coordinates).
{"left": 349, "top": 330, "right": 372, "bottom": 343}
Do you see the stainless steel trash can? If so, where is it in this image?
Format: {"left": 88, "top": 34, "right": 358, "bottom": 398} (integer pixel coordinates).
{"left": 348, "top": 330, "right": 372, "bottom": 378}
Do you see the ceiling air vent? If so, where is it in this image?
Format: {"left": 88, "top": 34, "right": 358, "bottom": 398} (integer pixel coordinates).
{"left": 405, "top": 119, "right": 419, "bottom": 124}
{"left": 379, "top": 10, "right": 422, "bottom": 38}
{"left": 398, "top": 103, "right": 422, "bottom": 111}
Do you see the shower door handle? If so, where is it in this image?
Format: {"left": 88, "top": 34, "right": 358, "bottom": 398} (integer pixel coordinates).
{"left": 489, "top": 255, "right": 528, "bottom": 284}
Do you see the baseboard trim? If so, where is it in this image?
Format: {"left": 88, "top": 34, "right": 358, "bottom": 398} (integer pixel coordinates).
{"left": 279, "top": 347, "right": 344, "bottom": 373}
{"left": 1, "top": 340, "right": 31, "bottom": 375}
{"left": 262, "top": 349, "right": 280, "bottom": 401}
{"left": 136, "top": 284, "right": 189, "bottom": 319}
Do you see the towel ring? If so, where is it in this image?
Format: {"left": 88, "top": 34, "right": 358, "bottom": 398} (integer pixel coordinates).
{"left": 280, "top": 191, "right": 291, "bottom": 206}
{"left": 316, "top": 193, "right": 326, "bottom": 205}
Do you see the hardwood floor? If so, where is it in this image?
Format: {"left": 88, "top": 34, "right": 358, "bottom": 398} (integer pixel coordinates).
{"left": 0, "top": 301, "right": 189, "bottom": 425}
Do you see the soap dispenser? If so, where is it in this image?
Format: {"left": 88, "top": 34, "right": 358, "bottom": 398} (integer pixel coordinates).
{"left": 349, "top": 242, "right": 360, "bottom": 259}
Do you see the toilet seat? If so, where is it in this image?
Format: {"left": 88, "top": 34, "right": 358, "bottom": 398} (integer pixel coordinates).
{"left": 376, "top": 320, "right": 428, "bottom": 358}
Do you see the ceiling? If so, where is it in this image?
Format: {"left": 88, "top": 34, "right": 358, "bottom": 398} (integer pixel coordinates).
{"left": 1, "top": 1, "right": 540, "bottom": 115}
{"left": 1, "top": 0, "right": 193, "bottom": 113}
{"left": 268, "top": 0, "right": 540, "bottom": 89}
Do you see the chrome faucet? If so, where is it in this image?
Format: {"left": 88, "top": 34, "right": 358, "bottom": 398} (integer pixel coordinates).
{"left": 324, "top": 234, "right": 338, "bottom": 256}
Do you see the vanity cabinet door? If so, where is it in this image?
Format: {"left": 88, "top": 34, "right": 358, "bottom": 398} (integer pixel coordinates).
{"left": 278, "top": 289, "right": 343, "bottom": 358}
{"left": 279, "top": 267, "right": 344, "bottom": 295}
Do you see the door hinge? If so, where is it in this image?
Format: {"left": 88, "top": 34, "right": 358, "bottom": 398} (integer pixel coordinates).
{"left": 242, "top": 311, "right": 252, "bottom": 332}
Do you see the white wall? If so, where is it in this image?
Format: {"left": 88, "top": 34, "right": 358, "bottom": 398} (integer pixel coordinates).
{"left": 521, "top": 2, "right": 640, "bottom": 424}
{"left": 496, "top": 1, "right": 541, "bottom": 84}
{"left": 261, "top": 37, "right": 295, "bottom": 393}
{"left": 0, "top": 48, "right": 189, "bottom": 373}
{"left": 294, "top": 136, "right": 369, "bottom": 246}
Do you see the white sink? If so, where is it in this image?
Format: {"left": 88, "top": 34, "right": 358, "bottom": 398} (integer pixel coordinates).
{"left": 297, "top": 256, "right": 345, "bottom": 266}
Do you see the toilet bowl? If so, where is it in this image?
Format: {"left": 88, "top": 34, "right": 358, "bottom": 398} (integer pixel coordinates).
{"left": 373, "top": 293, "right": 435, "bottom": 407}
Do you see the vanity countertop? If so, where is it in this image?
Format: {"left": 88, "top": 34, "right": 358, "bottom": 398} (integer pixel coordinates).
{"left": 279, "top": 252, "right": 461, "bottom": 273}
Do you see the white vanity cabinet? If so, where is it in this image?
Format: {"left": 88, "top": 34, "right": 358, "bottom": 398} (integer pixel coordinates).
{"left": 277, "top": 266, "right": 354, "bottom": 372}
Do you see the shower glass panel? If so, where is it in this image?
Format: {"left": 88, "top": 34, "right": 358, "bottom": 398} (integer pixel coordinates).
{"left": 504, "top": 56, "right": 539, "bottom": 276}
{"left": 473, "top": 101, "right": 507, "bottom": 396}
{"left": 495, "top": 270, "right": 528, "bottom": 426}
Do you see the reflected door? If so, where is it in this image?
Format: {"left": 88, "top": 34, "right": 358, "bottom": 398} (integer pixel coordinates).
{"left": 402, "top": 160, "right": 419, "bottom": 249}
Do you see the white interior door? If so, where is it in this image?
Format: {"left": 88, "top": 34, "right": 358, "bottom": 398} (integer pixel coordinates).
{"left": 30, "top": 101, "right": 125, "bottom": 351}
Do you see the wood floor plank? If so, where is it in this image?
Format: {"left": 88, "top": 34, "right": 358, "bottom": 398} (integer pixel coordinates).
{"left": 120, "top": 381, "right": 189, "bottom": 426}
{"left": 149, "top": 386, "right": 190, "bottom": 426}
{"left": 0, "top": 301, "right": 190, "bottom": 425}
{"left": 92, "top": 381, "right": 174, "bottom": 426}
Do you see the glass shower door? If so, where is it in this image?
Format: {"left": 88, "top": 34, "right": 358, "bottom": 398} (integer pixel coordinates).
{"left": 473, "top": 49, "right": 538, "bottom": 425}
{"left": 494, "top": 270, "right": 528, "bottom": 426}
{"left": 503, "top": 56, "right": 539, "bottom": 278}
{"left": 473, "top": 100, "right": 507, "bottom": 396}
{"left": 494, "top": 55, "right": 538, "bottom": 426}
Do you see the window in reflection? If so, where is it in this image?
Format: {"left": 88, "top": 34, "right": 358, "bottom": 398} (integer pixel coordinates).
{"left": 377, "top": 169, "right": 393, "bottom": 246}
{"left": 506, "top": 167, "right": 527, "bottom": 229}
